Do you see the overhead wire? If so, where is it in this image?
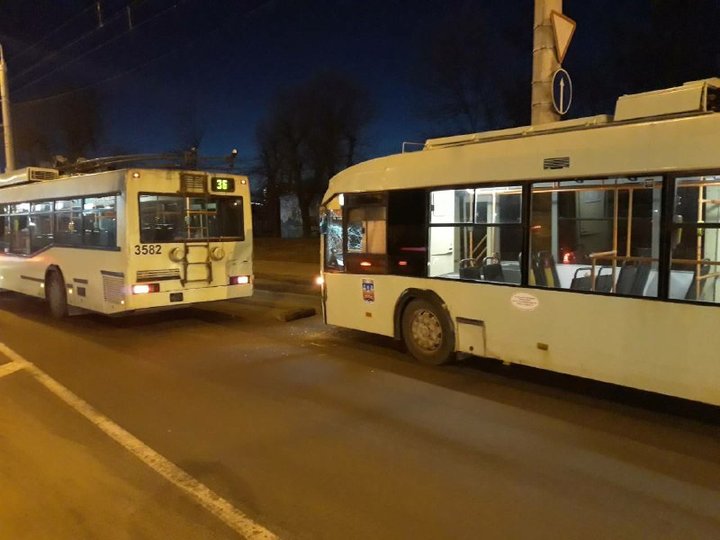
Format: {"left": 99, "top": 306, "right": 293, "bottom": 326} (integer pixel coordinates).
{"left": 12, "top": 0, "right": 189, "bottom": 96}
{"left": 10, "top": 1, "right": 98, "bottom": 65}
{"left": 11, "top": 1, "right": 140, "bottom": 86}
{"left": 15, "top": 0, "right": 278, "bottom": 106}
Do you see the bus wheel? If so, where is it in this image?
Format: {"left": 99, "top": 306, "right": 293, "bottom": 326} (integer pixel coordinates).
{"left": 401, "top": 298, "right": 455, "bottom": 365}
{"left": 45, "top": 269, "right": 68, "bottom": 319}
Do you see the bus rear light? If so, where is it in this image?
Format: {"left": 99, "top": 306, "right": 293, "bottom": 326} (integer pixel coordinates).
{"left": 229, "top": 275, "right": 250, "bottom": 285}
{"left": 398, "top": 260, "right": 408, "bottom": 266}
{"left": 360, "top": 261, "right": 372, "bottom": 267}
{"left": 132, "top": 283, "right": 160, "bottom": 294}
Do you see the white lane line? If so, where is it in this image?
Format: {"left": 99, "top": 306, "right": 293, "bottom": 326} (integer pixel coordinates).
{"left": 0, "top": 342, "right": 278, "bottom": 540}
{"left": 0, "top": 360, "right": 23, "bottom": 379}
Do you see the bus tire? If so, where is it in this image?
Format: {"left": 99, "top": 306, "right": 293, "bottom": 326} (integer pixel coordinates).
{"left": 401, "top": 298, "right": 455, "bottom": 365}
{"left": 45, "top": 268, "right": 68, "bottom": 319}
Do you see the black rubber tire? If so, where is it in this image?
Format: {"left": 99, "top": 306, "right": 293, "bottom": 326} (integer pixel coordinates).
{"left": 401, "top": 298, "right": 455, "bottom": 365}
{"left": 45, "top": 269, "right": 68, "bottom": 319}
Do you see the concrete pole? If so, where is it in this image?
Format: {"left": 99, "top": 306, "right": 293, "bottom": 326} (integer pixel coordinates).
{"left": 532, "top": 0, "right": 562, "bottom": 125}
{"left": 0, "top": 45, "right": 15, "bottom": 172}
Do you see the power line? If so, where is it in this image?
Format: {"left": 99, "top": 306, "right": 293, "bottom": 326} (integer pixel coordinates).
{"left": 10, "top": 2, "right": 98, "bottom": 65}
{"left": 15, "top": 0, "right": 278, "bottom": 105}
{"left": 13, "top": 0, "right": 187, "bottom": 96}
{"left": 11, "top": 1, "right": 136, "bottom": 86}
{"left": 16, "top": 42, "right": 180, "bottom": 105}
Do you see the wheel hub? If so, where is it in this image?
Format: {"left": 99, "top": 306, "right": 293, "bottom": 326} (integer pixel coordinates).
{"left": 411, "top": 309, "right": 442, "bottom": 352}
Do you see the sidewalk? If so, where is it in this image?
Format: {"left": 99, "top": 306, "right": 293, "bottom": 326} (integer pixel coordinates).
{"left": 253, "top": 259, "right": 319, "bottom": 288}
{"left": 252, "top": 237, "right": 320, "bottom": 293}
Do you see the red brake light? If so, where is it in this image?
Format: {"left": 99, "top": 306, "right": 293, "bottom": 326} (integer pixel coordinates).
{"left": 132, "top": 283, "right": 160, "bottom": 294}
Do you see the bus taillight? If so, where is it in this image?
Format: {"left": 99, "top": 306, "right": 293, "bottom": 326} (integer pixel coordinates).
{"left": 229, "top": 275, "right": 250, "bottom": 285}
{"left": 132, "top": 283, "right": 160, "bottom": 294}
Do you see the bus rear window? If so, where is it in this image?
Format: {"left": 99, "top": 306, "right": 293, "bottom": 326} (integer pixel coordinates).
{"left": 139, "top": 195, "right": 244, "bottom": 242}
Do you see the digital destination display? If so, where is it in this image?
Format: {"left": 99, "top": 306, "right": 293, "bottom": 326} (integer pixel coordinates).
{"left": 211, "top": 177, "right": 235, "bottom": 192}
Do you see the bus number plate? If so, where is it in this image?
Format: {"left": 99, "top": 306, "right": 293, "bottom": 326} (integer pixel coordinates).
{"left": 134, "top": 244, "right": 162, "bottom": 255}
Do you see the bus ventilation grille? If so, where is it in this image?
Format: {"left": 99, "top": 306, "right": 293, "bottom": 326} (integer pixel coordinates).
{"left": 181, "top": 173, "right": 206, "bottom": 193}
{"left": 102, "top": 274, "right": 125, "bottom": 304}
{"left": 136, "top": 269, "right": 181, "bottom": 282}
{"left": 29, "top": 168, "right": 59, "bottom": 181}
{"left": 543, "top": 157, "right": 570, "bottom": 170}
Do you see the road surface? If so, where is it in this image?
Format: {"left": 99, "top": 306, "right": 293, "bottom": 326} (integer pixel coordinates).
{"left": 1, "top": 290, "right": 719, "bottom": 539}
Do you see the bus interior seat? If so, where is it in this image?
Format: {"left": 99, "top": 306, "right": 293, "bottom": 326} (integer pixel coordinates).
{"left": 459, "top": 258, "right": 482, "bottom": 280}
{"left": 615, "top": 263, "right": 638, "bottom": 295}
{"left": 530, "top": 253, "right": 544, "bottom": 286}
{"left": 594, "top": 267, "right": 613, "bottom": 293}
{"left": 481, "top": 256, "right": 505, "bottom": 282}
{"left": 537, "top": 251, "right": 560, "bottom": 288}
{"left": 570, "top": 268, "right": 592, "bottom": 291}
{"left": 630, "top": 262, "right": 651, "bottom": 296}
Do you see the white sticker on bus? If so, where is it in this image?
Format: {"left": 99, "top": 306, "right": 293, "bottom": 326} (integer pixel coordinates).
{"left": 511, "top": 292, "right": 539, "bottom": 311}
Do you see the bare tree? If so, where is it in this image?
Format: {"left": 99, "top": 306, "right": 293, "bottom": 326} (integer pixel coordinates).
{"left": 13, "top": 87, "right": 102, "bottom": 167}
{"left": 172, "top": 94, "right": 205, "bottom": 152}
{"left": 417, "top": 2, "right": 530, "bottom": 134}
{"left": 256, "top": 72, "right": 373, "bottom": 237}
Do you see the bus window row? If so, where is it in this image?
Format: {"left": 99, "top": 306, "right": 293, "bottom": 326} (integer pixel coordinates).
{"left": 0, "top": 195, "right": 118, "bottom": 255}
{"left": 321, "top": 174, "right": 720, "bottom": 305}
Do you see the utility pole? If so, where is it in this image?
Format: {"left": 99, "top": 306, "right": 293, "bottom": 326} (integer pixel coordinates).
{"left": 0, "top": 45, "right": 15, "bottom": 172}
{"left": 532, "top": 0, "right": 562, "bottom": 125}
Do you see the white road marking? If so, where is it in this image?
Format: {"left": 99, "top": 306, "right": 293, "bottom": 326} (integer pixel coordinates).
{"left": 0, "top": 360, "right": 22, "bottom": 379}
{"left": 0, "top": 342, "right": 278, "bottom": 540}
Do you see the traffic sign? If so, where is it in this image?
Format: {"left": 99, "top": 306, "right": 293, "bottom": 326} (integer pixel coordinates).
{"left": 552, "top": 68, "right": 572, "bottom": 116}
{"left": 551, "top": 11, "right": 576, "bottom": 65}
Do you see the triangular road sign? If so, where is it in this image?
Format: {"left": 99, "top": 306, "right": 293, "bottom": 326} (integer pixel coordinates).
{"left": 551, "top": 11, "right": 576, "bottom": 65}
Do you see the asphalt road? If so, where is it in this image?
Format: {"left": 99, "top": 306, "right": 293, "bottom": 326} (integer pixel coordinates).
{"left": 1, "top": 289, "right": 720, "bottom": 539}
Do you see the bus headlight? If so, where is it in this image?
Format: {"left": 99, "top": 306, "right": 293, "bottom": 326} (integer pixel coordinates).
{"left": 169, "top": 247, "right": 186, "bottom": 262}
{"left": 210, "top": 246, "right": 225, "bottom": 261}
{"left": 229, "top": 275, "right": 250, "bottom": 285}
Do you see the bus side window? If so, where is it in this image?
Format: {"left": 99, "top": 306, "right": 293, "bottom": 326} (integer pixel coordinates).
{"left": 344, "top": 193, "right": 388, "bottom": 274}
{"left": 670, "top": 176, "right": 720, "bottom": 304}
{"left": 387, "top": 189, "right": 428, "bottom": 277}
{"left": 428, "top": 187, "right": 523, "bottom": 283}
{"left": 322, "top": 196, "right": 344, "bottom": 271}
{"left": 0, "top": 214, "right": 6, "bottom": 253}
{"left": 9, "top": 215, "right": 30, "bottom": 255}
{"left": 531, "top": 178, "right": 661, "bottom": 296}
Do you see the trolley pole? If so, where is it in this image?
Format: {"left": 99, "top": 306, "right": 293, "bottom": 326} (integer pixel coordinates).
{"left": 531, "top": 0, "right": 562, "bottom": 125}
{"left": 0, "top": 45, "right": 15, "bottom": 172}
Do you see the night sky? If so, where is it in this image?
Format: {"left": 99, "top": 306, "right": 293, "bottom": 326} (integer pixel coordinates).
{"left": 1, "top": 1, "right": 720, "bottom": 174}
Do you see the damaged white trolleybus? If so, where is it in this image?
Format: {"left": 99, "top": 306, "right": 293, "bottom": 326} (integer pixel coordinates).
{"left": 319, "top": 78, "right": 720, "bottom": 407}
{"left": 0, "top": 166, "right": 253, "bottom": 316}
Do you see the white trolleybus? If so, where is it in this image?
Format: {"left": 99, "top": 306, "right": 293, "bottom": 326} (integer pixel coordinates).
{"left": 320, "top": 79, "right": 720, "bottom": 407}
{"left": 0, "top": 164, "right": 253, "bottom": 317}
